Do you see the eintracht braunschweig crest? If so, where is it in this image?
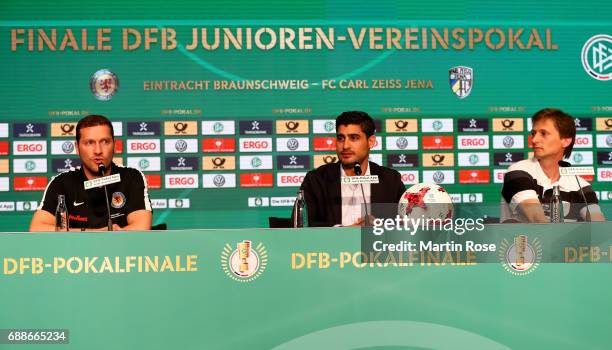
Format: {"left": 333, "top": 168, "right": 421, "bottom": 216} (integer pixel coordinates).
{"left": 90, "top": 69, "right": 119, "bottom": 101}
{"left": 449, "top": 66, "right": 473, "bottom": 98}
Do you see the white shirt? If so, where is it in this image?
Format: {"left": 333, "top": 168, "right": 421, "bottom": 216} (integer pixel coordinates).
{"left": 340, "top": 164, "right": 371, "bottom": 226}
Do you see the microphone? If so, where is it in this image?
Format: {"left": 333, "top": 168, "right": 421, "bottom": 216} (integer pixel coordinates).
{"left": 98, "top": 163, "right": 113, "bottom": 231}
{"left": 353, "top": 162, "right": 370, "bottom": 226}
{"left": 558, "top": 160, "right": 591, "bottom": 222}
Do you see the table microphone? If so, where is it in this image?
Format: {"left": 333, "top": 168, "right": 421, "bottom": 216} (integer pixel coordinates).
{"left": 353, "top": 163, "right": 370, "bottom": 226}
{"left": 558, "top": 160, "right": 591, "bottom": 222}
{"left": 99, "top": 164, "right": 114, "bottom": 231}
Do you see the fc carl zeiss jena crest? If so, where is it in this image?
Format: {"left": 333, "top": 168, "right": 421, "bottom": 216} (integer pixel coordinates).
{"left": 449, "top": 66, "right": 473, "bottom": 99}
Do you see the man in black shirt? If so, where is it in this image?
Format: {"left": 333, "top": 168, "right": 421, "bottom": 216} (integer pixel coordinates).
{"left": 30, "top": 115, "right": 152, "bottom": 231}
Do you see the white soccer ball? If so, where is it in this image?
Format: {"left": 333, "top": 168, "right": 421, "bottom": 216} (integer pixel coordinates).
{"left": 398, "top": 183, "right": 453, "bottom": 220}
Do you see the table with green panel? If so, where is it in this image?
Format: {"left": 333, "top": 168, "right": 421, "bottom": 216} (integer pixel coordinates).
{"left": 1, "top": 223, "right": 611, "bottom": 349}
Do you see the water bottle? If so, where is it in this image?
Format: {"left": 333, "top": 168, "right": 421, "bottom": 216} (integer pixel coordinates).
{"left": 550, "top": 185, "right": 564, "bottom": 223}
{"left": 292, "top": 190, "right": 306, "bottom": 228}
{"left": 55, "top": 194, "right": 69, "bottom": 231}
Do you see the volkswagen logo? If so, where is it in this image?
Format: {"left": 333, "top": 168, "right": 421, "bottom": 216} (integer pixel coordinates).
{"left": 175, "top": 140, "right": 188, "bottom": 152}
{"left": 396, "top": 137, "right": 409, "bottom": 149}
{"left": 213, "top": 175, "right": 226, "bottom": 187}
{"left": 432, "top": 171, "right": 445, "bottom": 184}
{"left": 287, "top": 138, "right": 299, "bottom": 151}
{"left": 62, "top": 141, "right": 75, "bottom": 154}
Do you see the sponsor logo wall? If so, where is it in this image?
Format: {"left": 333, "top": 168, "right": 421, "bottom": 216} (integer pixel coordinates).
{"left": 0, "top": 116, "right": 610, "bottom": 204}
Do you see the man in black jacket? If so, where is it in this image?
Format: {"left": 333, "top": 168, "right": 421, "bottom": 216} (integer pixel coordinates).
{"left": 300, "top": 111, "right": 406, "bottom": 227}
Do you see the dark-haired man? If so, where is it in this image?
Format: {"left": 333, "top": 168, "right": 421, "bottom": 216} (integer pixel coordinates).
{"left": 501, "top": 108, "right": 604, "bottom": 223}
{"left": 30, "top": 115, "right": 152, "bottom": 231}
{"left": 300, "top": 111, "right": 406, "bottom": 227}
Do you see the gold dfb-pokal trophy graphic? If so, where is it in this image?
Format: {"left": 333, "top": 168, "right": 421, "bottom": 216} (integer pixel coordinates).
{"left": 221, "top": 240, "right": 268, "bottom": 282}
{"left": 238, "top": 240, "right": 251, "bottom": 273}
{"left": 499, "top": 234, "right": 542, "bottom": 276}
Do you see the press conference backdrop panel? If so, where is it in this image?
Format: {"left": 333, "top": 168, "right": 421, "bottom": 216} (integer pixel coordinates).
{"left": 0, "top": 0, "right": 611, "bottom": 229}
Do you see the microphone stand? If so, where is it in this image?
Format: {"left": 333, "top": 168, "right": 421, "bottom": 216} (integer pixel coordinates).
{"left": 559, "top": 160, "right": 592, "bottom": 222}
{"left": 99, "top": 164, "right": 113, "bottom": 231}
{"left": 573, "top": 175, "right": 592, "bottom": 222}
{"left": 354, "top": 163, "right": 370, "bottom": 226}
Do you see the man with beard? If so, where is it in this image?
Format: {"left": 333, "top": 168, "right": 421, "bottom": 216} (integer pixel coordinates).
{"left": 300, "top": 111, "right": 406, "bottom": 227}
{"left": 30, "top": 114, "right": 152, "bottom": 231}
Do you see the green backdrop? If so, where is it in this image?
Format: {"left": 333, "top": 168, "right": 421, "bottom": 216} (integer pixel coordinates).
{"left": 0, "top": 0, "right": 610, "bottom": 230}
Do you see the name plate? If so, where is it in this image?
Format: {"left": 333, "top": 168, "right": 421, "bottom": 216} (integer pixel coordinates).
{"left": 341, "top": 175, "right": 379, "bottom": 185}
{"left": 84, "top": 174, "right": 121, "bottom": 190}
{"left": 559, "top": 166, "right": 595, "bottom": 176}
